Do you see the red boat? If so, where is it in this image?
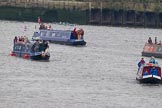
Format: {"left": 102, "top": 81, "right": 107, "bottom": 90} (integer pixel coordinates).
{"left": 142, "top": 43, "right": 162, "bottom": 58}
{"left": 136, "top": 63, "right": 161, "bottom": 84}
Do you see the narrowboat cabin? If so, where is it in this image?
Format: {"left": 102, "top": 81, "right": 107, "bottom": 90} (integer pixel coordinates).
{"left": 11, "top": 36, "right": 50, "bottom": 61}
{"left": 32, "top": 28, "right": 86, "bottom": 46}
{"left": 136, "top": 63, "right": 161, "bottom": 84}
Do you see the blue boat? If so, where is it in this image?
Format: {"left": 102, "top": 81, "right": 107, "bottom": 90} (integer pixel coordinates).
{"left": 11, "top": 37, "right": 50, "bottom": 61}
{"left": 32, "top": 28, "right": 86, "bottom": 46}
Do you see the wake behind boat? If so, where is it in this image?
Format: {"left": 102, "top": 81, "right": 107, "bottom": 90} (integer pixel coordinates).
{"left": 32, "top": 23, "right": 86, "bottom": 46}
{"left": 10, "top": 36, "right": 50, "bottom": 61}
{"left": 136, "top": 63, "right": 161, "bottom": 84}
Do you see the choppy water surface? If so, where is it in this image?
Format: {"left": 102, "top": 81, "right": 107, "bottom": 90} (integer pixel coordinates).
{"left": 0, "top": 20, "right": 162, "bottom": 108}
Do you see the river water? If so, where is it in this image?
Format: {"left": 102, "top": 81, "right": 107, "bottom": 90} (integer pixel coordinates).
{"left": 0, "top": 20, "right": 162, "bottom": 108}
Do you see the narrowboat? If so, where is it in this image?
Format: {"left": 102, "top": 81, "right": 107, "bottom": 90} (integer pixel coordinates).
{"left": 142, "top": 43, "right": 162, "bottom": 58}
{"left": 136, "top": 63, "right": 161, "bottom": 84}
{"left": 11, "top": 37, "right": 50, "bottom": 61}
{"left": 32, "top": 28, "right": 86, "bottom": 46}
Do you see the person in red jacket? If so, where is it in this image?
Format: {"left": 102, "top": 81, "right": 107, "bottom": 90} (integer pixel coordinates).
{"left": 138, "top": 58, "right": 145, "bottom": 69}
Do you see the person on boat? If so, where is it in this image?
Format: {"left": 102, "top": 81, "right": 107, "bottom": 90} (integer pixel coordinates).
{"left": 80, "top": 28, "right": 84, "bottom": 36}
{"left": 24, "top": 36, "right": 30, "bottom": 43}
{"left": 138, "top": 58, "right": 145, "bottom": 69}
{"left": 38, "top": 40, "right": 48, "bottom": 52}
{"left": 150, "top": 67, "right": 158, "bottom": 75}
{"left": 158, "top": 41, "right": 161, "bottom": 45}
{"left": 143, "top": 69, "right": 149, "bottom": 76}
{"left": 72, "top": 27, "right": 77, "bottom": 39}
{"left": 148, "top": 37, "right": 152, "bottom": 44}
{"left": 38, "top": 40, "right": 44, "bottom": 52}
{"left": 18, "top": 36, "right": 22, "bottom": 42}
{"left": 39, "top": 23, "right": 46, "bottom": 30}
{"left": 13, "top": 36, "right": 18, "bottom": 44}
{"left": 38, "top": 16, "right": 41, "bottom": 24}
{"left": 149, "top": 56, "right": 158, "bottom": 64}
{"left": 155, "top": 37, "right": 157, "bottom": 44}
{"left": 32, "top": 40, "right": 40, "bottom": 52}
{"left": 76, "top": 28, "right": 84, "bottom": 40}
{"left": 47, "top": 25, "right": 52, "bottom": 30}
{"left": 44, "top": 41, "right": 49, "bottom": 51}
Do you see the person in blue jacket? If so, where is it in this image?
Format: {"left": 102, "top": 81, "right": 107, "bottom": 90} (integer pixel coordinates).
{"left": 150, "top": 67, "right": 158, "bottom": 75}
{"left": 149, "top": 56, "right": 158, "bottom": 64}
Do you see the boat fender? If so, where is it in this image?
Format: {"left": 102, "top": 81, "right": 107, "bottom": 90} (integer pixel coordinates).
{"left": 10, "top": 52, "right": 16, "bottom": 56}
{"left": 23, "top": 54, "right": 29, "bottom": 59}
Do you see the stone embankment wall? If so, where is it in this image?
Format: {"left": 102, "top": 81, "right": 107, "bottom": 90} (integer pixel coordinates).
{"left": 1, "top": 0, "right": 162, "bottom": 27}
{"left": 1, "top": 0, "right": 162, "bottom": 12}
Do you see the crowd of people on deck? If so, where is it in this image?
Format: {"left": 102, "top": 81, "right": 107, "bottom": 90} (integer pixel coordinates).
{"left": 138, "top": 56, "right": 159, "bottom": 75}
{"left": 148, "top": 37, "right": 162, "bottom": 45}
{"left": 31, "top": 39, "right": 49, "bottom": 52}
{"left": 39, "top": 23, "right": 52, "bottom": 30}
{"left": 138, "top": 56, "right": 159, "bottom": 76}
{"left": 13, "top": 36, "right": 49, "bottom": 53}
{"left": 13, "top": 36, "right": 30, "bottom": 44}
{"left": 71, "top": 28, "right": 84, "bottom": 40}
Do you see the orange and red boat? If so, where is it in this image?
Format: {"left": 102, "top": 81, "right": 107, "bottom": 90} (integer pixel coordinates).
{"left": 142, "top": 43, "right": 162, "bottom": 58}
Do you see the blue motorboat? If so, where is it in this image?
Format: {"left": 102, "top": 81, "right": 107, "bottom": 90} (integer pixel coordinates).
{"left": 11, "top": 37, "right": 50, "bottom": 61}
{"left": 32, "top": 28, "right": 86, "bottom": 46}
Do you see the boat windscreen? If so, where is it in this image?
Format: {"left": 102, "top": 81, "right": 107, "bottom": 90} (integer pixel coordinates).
{"left": 13, "top": 43, "right": 30, "bottom": 52}
{"left": 40, "top": 31, "right": 47, "bottom": 37}
{"left": 143, "top": 66, "right": 161, "bottom": 76}
{"left": 33, "top": 32, "right": 39, "bottom": 37}
{"left": 14, "top": 44, "right": 22, "bottom": 51}
{"left": 49, "top": 30, "right": 71, "bottom": 38}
